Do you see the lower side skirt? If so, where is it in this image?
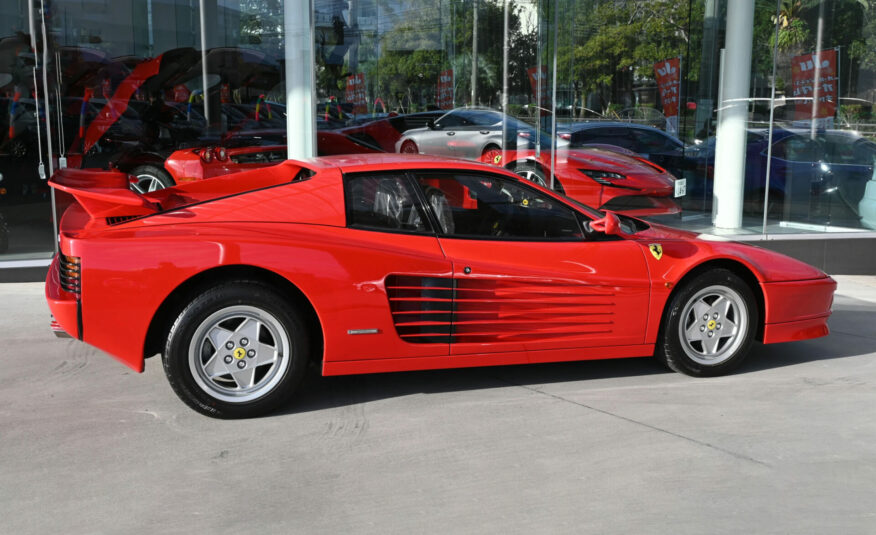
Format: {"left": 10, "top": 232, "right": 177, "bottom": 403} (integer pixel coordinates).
{"left": 322, "top": 344, "right": 654, "bottom": 376}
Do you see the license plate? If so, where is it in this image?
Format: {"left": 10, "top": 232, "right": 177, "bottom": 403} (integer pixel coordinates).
{"left": 674, "top": 178, "right": 687, "bottom": 198}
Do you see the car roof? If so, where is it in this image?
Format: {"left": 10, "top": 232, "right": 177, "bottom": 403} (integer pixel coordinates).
{"left": 307, "top": 153, "right": 516, "bottom": 175}
{"left": 567, "top": 121, "right": 671, "bottom": 135}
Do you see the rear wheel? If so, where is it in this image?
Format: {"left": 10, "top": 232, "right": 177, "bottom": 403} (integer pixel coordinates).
{"left": 655, "top": 269, "right": 758, "bottom": 377}
{"left": 400, "top": 140, "right": 419, "bottom": 154}
{"left": 130, "top": 164, "right": 174, "bottom": 193}
{"left": 163, "top": 281, "right": 309, "bottom": 418}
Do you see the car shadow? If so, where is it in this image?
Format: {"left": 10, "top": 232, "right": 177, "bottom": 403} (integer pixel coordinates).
{"left": 278, "top": 295, "right": 876, "bottom": 415}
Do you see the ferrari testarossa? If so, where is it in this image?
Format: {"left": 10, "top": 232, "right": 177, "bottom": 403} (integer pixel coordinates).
{"left": 46, "top": 154, "right": 836, "bottom": 418}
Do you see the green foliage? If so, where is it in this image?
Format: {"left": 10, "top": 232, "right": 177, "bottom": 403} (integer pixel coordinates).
{"left": 562, "top": 0, "right": 702, "bottom": 108}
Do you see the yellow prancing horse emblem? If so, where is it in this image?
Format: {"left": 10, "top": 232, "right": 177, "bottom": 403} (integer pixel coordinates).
{"left": 493, "top": 154, "right": 502, "bottom": 164}
{"left": 649, "top": 243, "right": 663, "bottom": 260}
{"left": 233, "top": 347, "right": 246, "bottom": 360}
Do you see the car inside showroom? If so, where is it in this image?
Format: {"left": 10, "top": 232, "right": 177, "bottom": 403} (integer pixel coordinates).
{"left": 5, "top": 2, "right": 876, "bottom": 533}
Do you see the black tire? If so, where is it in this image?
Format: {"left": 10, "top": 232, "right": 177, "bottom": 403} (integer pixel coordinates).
{"left": 514, "top": 163, "right": 548, "bottom": 188}
{"left": 163, "top": 281, "right": 310, "bottom": 418}
{"left": 655, "top": 269, "right": 758, "bottom": 377}
{"left": 0, "top": 213, "right": 8, "bottom": 253}
{"left": 513, "top": 162, "right": 564, "bottom": 193}
{"left": 400, "top": 140, "right": 419, "bottom": 154}
{"left": 129, "top": 164, "right": 174, "bottom": 193}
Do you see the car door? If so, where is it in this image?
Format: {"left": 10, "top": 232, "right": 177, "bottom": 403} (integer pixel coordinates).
{"left": 411, "top": 170, "right": 651, "bottom": 357}
{"left": 446, "top": 110, "right": 502, "bottom": 159}
{"left": 418, "top": 111, "right": 466, "bottom": 157}
{"left": 336, "top": 171, "right": 452, "bottom": 361}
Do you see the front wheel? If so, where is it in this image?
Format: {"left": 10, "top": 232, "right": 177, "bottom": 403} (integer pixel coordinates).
{"left": 163, "top": 282, "right": 309, "bottom": 418}
{"left": 400, "top": 140, "right": 419, "bottom": 154}
{"left": 514, "top": 163, "right": 548, "bottom": 188}
{"left": 655, "top": 269, "right": 758, "bottom": 377}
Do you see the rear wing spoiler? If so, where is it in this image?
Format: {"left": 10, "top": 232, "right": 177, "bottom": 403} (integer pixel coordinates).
{"left": 49, "top": 168, "right": 160, "bottom": 219}
{"left": 49, "top": 160, "right": 313, "bottom": 221}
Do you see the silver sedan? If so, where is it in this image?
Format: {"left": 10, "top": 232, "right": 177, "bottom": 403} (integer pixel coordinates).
{"left": 395, "top": 108, "right": 569, "bottom": 161}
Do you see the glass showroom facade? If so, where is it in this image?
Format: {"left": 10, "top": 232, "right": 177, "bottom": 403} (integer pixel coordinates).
{"left": 2, "top": 0, "right": 876, "bottom": 265}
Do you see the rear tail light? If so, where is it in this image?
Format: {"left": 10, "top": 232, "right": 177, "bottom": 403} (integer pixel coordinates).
{"left": 59, "top": 254, "right": 81, "bottom": 295}
{"left": 201, "top": 147, "right": 214, "bottom": 163}
{"left": 559, "top": 133, "right": 571, "bottom": 140}
{"left": 216, "top": 147, "right": 228, "bottom": 161}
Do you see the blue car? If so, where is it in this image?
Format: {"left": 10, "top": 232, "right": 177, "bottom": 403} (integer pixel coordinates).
{"left": 689, "top": 128, "right": 876, "bottom": 224}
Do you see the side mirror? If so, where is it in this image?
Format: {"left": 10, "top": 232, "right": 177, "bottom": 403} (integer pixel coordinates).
{"left": 427, "top": 119, "right": 437, "bottom": 130}
{"left": 589, "top": 211, "right": 623, "bottom": 236}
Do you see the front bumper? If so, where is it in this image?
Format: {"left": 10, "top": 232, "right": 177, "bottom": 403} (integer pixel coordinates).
{"left": 600, "top": 194, "right": 681, "bottom": 217}
{"left": 761, "top": 276, "right": 837, "bottom": 344}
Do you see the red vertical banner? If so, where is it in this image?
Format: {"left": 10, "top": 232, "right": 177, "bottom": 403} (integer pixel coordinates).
{"left": 791, "top": 49, "right": 837, "bottom": 120}
{"left": 653, "top": 58, "right": 681, "bottom": 118}
{"left": 345, "top": 73, "right": 367, "bottom": 115}
{"left": 436, "top": 69, "right": 454, "bottom": 109}
{"left": 527, "top": 66, "right": 549, "bottom": 108}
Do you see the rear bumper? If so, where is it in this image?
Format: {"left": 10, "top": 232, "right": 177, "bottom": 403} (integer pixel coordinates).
{"left": 45, "top": 255, "right": 81, "bottom": 340}
{"left": 761, "top": 276, "right": 837, "bottom": 344}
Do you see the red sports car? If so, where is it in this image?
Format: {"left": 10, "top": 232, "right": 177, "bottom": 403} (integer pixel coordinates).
{"left": 161, "top": 143, "right": 681, "bottom": 217}
{"left": 47, "top": 154, "right": 836, "bottom": 418}
{"left": 480, "top": 147, "right": 683, "bottom": 217}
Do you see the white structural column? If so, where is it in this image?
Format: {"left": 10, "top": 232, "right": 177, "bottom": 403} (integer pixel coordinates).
{"left": 713, "top": 0, "right": 755, "bottom": 229}
{"left": 284, "top": 0, "right": 317, "bottom": 159}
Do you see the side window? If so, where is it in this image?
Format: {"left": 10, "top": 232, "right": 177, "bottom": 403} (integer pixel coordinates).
{"left": 585, "top": 128, "right": 636, "bottom": 150}
{"left": 435, "top": 112, "right": 467, "bottom": 128}
{"left": 772, "top": 135, "right": 824, "bottom": 162}
{"left": 413, "top": 172, "right": 583, "bottom": 240}
{"left": 345, "top": 173, "right": 430, "bottom": 233}
{"left": 633, "top": 129, "right": 678, "bottom": 152}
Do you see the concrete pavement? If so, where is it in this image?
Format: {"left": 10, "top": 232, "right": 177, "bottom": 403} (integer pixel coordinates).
{"left": 2, "top": 276, "right": 876, "bottom": 534}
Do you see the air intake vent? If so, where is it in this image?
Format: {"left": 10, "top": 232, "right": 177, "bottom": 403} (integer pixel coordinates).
{"left": 386, "top": 274, "right": 618, "bottom": 345}
{"left": 105, "top": 215, "right": 138, "bottom": 226}
{"left": 386, "top": 275, "right": 454, "bottom": 344}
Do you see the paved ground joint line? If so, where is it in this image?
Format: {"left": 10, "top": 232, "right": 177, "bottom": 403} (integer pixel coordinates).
{"left": 495, "top": 375, "right": 770, "bottom": 467}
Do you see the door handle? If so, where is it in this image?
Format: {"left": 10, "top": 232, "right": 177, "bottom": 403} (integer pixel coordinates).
{"left": 446, "top": 131, "right": 455, "bottom": 136}
{"left": 480, "top": 130, "right": 490, "bottom": 135}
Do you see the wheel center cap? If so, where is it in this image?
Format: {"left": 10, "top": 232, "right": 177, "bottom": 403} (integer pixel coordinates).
{"left": 707, "top": 320, "right": 717, "bottom": 330}
{"left": 233, "top": 347, "right": 246, "bottom": 360}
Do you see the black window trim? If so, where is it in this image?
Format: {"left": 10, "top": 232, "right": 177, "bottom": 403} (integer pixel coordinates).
{"left": 342, "top": 170, "right": 437, "bottom": 237}
{"left": 409, "top": 169, "right": 591, "bottom": 243}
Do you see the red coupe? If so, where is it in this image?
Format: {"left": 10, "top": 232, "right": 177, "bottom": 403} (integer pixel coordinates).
{"left": 47, "top": 154, "right": 836, "bottom": 418}
{"left": 160, "top": 143, "right": 682, "bottom": 217}
{"left": 480, "top": 147, "right": 683, "bottom": 217}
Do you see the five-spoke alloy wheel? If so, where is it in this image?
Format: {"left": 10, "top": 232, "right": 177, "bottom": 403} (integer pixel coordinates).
{"left": 163, "top": 281, "right": 309, "bottom": 418}
{"left": 656, "top": 269, "right": 758, "bottom": 376}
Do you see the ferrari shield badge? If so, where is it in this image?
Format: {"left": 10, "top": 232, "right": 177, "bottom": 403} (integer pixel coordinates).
{"left": 493, "top": 154, "right": 502, "bottom": 164}
{"left": 649, "top": 243, "right": 663, "bottom": 260}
